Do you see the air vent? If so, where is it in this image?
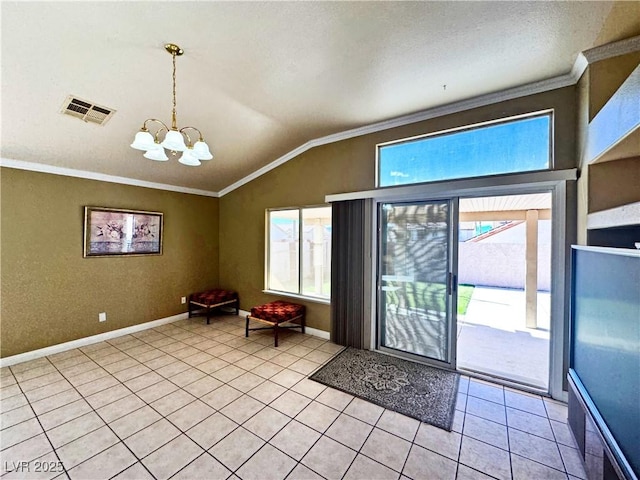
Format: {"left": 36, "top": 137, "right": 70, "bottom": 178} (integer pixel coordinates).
{"left": 60, "top": 96, "right": 116, "bottom": 126}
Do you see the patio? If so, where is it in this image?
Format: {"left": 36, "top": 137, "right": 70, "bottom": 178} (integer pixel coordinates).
{"left": 457, "top": 286, "right": 550, "bottom": 389}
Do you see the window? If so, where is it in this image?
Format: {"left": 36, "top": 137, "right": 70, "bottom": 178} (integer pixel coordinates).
{"left": 266, "top": 206, "right": 332, "bottom": 300}
{"left": 377, "top": 112, "right": 552, "bottom": 187}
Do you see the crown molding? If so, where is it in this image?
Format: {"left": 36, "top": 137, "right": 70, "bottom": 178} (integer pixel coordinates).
{"left": 571, "top": 35, "right": 640, "bottom": 82}
{"left": 581, "top": 35, "right": 640, "bottom": 65}
{"left": 570, "top": 53, "right": 590, "bottom": 83}
{"left": 0, "top": 158, "right": 219, "bottom": 198}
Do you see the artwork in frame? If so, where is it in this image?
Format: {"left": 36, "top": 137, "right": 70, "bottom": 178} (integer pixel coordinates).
{"left": 83, "top": 207, "right": 163, "bottom": 257}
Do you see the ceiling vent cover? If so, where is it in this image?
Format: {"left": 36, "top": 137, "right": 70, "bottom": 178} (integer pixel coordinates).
{"left": 60, "top": 96, "right": 116, "bottom": 126}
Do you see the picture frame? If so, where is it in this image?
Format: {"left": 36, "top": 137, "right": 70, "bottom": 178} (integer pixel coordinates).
{"left": 83, "top": 206, "right": 163, "bottom": 257}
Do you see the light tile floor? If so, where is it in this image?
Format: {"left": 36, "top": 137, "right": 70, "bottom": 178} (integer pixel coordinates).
{"left": 1, "top": 315, "right": 586, "bottom": 480}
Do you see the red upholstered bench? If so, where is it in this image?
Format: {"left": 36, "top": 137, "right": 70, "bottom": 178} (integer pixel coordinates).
{"left": 188, "top": 289, "right": 239, "bottom": 324}
{"left": 245, "top": 301, "right": 306, "bottom": 347}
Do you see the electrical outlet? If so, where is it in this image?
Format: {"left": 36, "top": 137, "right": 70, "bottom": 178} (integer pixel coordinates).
{"left": 98, "top": 312, "right": 107, "bottom": 322}
{"left": 181, "top": 296, "right": 187, "bottom": 304}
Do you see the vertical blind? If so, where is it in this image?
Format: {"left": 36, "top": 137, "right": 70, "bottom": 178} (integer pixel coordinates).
{"left": 330, "top": 199, "right": 370, "bottom": 348}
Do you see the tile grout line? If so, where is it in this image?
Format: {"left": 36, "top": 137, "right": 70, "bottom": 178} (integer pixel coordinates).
{"left": 39, "top": 353, "right": 159, "bottom": 480}
{"left": 50, "top": 318, "right": 264, "bottom": 478}
{"left": 453, "top": 392, "right": 467, "bottom": 480}
{"left": 6, "top": 359, "right": 72, "bottom": 480}
{"left": 225, "top": 352, "right": 344, "bottom": 478}
{"left": 502, "top": 386, "right": 516, "bottom": 480}
{"left": 98, "top": 317, "right": 333, "bottom": 478}
{"left": 10, "top": 331, "right": 224, "bottom": 476}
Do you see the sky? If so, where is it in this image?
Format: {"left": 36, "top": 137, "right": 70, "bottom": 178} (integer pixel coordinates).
{"left": 379, "top": 114, "right": 551, "bottom": 187}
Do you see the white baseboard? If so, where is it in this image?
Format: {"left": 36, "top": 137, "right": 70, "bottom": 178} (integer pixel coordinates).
{"left": 0, "top": 313, "right": 188, "bottom": 368}
{"left": 305, "top": 327, "right": 330, "bottom": 340}
{"left": 1, "top": 310, "right": 331, "bottom": 368}
{"left": 239, "top": 309, "right": 330, "bottom": 340}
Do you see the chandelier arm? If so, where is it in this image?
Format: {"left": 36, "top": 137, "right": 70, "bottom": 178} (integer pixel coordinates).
{"left": 179, "top": 129, "right": 193, "bottom": 147}
{"left": 142, "top": 118, "right": 170, "bottom": 132}
{"left": 153, "top": 126, "right": 168, "bottom": 143}
{"left": 179, "top": 126, "right": 204, "bottom": 142}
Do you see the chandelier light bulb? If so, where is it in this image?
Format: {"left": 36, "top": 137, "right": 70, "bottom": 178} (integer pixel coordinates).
{"left": 143, "top": 144, "right": 169, "bottom": 161}
{"left": 193, "top": 141, "right": 213, "bottom": 160}
{"left": 178, "top": 148, "right": 201, "bottom": 166}
{"left": 131, "top": 131, "right": 155, "bottom": 151}
{"left": 161, "top": 130, "right": 187, "bottom": 152}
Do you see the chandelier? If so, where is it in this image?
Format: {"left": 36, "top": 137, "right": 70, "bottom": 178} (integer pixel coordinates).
{"left": 130, "top": 43, "right": 212, "bottom": 166}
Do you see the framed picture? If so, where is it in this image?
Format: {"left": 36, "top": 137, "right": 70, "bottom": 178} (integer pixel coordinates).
{"left": 83, "top": 207, "right": 163, "bottom": 257}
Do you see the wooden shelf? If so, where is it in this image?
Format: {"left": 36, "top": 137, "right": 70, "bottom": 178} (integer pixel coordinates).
{"left": 587, "top": 201, "right": 640, "bottom": 230}
{"left": 587, "top": 63, "right": 640, "bottom": 164}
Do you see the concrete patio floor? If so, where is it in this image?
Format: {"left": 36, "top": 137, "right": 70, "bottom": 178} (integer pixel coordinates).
{"left": 457, "top": 286, "right": 550, "bottom": 390}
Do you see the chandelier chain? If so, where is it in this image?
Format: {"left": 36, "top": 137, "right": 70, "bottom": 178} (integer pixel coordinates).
{"left": 171, "top": 51, "right": 177, "bottom": 130}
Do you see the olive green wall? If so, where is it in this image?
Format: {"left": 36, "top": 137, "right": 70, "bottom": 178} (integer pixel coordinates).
{"left": 588, "top": 52, "right": 640, "bottom": 122}
{"left": 589, "top": 157, "right": 640, "bottom": 213}
{"left": 593, "top": 2, "right": 640, "bottom": 57}
{"left": 219, "top": 86, "right": 577, "bottom": 332}
{"left": 1, "top": 168, "right": 219, "bottom": 357}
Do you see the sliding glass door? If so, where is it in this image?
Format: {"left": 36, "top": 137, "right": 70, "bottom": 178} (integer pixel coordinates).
{"left": 378, "top": 200, "right": 457, "bottom": 368}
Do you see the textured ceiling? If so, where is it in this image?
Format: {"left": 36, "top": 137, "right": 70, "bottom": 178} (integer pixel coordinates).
{"left": 1, "top": 1, "right": 617, "bottom": 193}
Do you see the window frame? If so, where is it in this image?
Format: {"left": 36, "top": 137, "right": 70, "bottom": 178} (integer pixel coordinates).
{"left": 264, "top": 204, "right": 332, "bottom": 304}
{"left": 375, "top": 110, "right": 554, "bottom": 188}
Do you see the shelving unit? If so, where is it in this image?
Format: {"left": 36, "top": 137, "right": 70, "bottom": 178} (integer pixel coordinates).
{"left": 587, "top": 202, "right": 640, "bottom": 249}
{"left": 585, "top": 63, "right": 640, "bottom": 249}
{"left": 586, "top": 64, "right": 640, "bottom": 165}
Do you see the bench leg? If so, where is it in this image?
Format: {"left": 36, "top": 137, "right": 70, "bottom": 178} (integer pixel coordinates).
{"left": 245, "top": 315, "right": 249, "bottom": 338}
{"left": 206, "top": 307, "right": 211, "bottom": 325}
{"left": 235, "top": 300, "right": 239, "bottom": 316}
{"left": 274, "top": 322, "right": 279, "bottom": 348}
{"left": 188, "top": 298, "right": 193, "bottom": 318}
{"left": 301, "top": 315, "right": 306, "bottom": 334}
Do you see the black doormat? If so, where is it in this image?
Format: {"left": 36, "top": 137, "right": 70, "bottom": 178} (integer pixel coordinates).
{"left": 309, "top": 347, "right": 459, "bottom": 431}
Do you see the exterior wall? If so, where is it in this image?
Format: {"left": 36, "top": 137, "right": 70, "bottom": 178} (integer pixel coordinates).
{"left": 0, "top": 168, "right": 220, "bottom": 357}
{"left": 219, "top": 87, "right": 577, "bottom": 332}
{"left": 458, "top": 243, "right": 551, "bottom": 291}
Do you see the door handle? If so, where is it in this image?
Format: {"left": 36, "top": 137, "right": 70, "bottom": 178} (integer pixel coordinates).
{"left": 447, "top": 272, "right": 458, "bottom": 295}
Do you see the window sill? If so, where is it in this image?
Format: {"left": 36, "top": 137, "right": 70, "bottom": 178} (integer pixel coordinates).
{"left": 262, "top": 290, "right": 331, "bottom": 305}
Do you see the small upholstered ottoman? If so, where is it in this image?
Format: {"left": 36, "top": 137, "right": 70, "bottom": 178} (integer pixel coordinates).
{"left": 245, "top": 300, "right": 306, "bottom": 347}
{"left": 188, "top": 289, "right": 239, "bottom": 324}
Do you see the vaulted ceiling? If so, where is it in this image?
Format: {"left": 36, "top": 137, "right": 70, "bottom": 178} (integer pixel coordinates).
{"left": 0, "top": 1, "right": 628, "bottom": 194}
